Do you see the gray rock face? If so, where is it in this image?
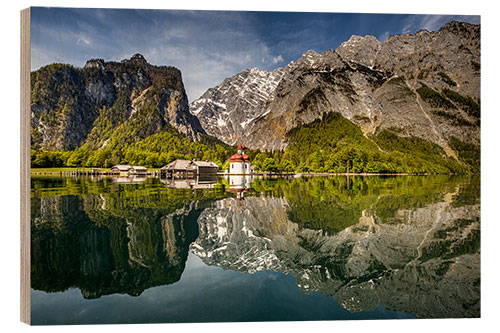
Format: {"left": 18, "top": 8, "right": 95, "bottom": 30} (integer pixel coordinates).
{"left": 190, "top": 193, "right": 480, "bottom": 318}
{"left": 190, "top": 67, "right": 285, "bottom": 145}
{"left": 31, "top": 54, "right": 204, "bottom": 150}
{"left": 30, "top": 66, "right": 99, "bottom": 151}
{"left": 156, "top": 86, "right": 204, "bottom": 140}
{"left": 191, "top": 21, "right": 480, "bottom": 152}
{"left": 336, "top": 35, "right": 382, "bottom": 68}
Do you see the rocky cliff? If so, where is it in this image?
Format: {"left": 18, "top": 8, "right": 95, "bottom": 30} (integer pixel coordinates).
{"left": 191, "top": 21, "right": 480, "bottom": 155}
{"left": 31, "top": 54, "right": 204, "bottom": 151}
{"left": 190, "top": 67, "right": 285, "bottom": 145}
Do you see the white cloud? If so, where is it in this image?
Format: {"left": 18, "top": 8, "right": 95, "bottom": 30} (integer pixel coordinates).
{"left": 378, "top": 31, "right": 390, "bottom": 42}
{"left": 272, "top": 55, "right": 284, "bottom": 64}
{"left": 144, "top": 40, "right": 275, "bottom": 101}
{"left": 77, "top": 36, "right": 91, "bottom": 46}
{"left": 401, "top": 14, "right": 480, "bottom": 35}
{"left": 420, "top": 15, "right": 448, "bottom": 31}
{"left": 130, "top": 12, "right": 283, "bottom": 101}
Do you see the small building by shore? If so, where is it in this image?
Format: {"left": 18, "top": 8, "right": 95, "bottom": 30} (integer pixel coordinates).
{"left": 111, "top": 164, "right": 132, "bottom": 176}
{"left": 192, "top": 160, "right": 219, "bottom": 175}
{"left": 160, "top": 159, "right": 218, "bottom": 178}
{"left": 129, "top": 165, "right": 148, "bottom": 175}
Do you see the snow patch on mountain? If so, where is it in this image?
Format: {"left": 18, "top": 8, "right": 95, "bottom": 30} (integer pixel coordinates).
{"left": 189, "top": 66, "right": 285, "bottom": 144}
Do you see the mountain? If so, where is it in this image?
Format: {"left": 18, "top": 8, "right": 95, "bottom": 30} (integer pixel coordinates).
{"left": 190, "top": 67, "right": 285, "bottom": 145}
{"left": 31, "top": 53, "right": 204, "bottom": 151}
{"left": 190, "top": 21, "right": 480, "bottom": 161}
{"left": 30, "top": 22, "right": 481, "bottom": 173}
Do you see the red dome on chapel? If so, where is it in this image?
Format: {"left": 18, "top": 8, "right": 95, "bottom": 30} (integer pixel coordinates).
{"left": 230, "top": 154, "right": 244, "bottom": 162}
{"left": 231, "top": 144, "right": 250, "bottom": 162}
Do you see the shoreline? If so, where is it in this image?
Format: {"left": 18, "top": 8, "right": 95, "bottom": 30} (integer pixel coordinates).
{"left": 30, "top": 168, "right": 477, "bottom": 177}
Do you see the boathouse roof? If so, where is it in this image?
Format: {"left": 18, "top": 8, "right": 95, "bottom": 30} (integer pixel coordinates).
{"left": 111, "top": 165, "right": 132, "bottom": 171}
{"left": 193, "top": 160, "right": 218, "bottom": 168}
{"left": 161, "top": 159, "right": 218, "bottom": 170}
{"left": 161, "top": 159, "right": 194, "bottom": 170}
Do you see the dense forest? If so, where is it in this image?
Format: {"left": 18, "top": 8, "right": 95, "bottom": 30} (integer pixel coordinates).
{"left": 31, "top": 130, "right": 234, "bottom": 169}
{"left": 32, "top": 111, "right": 479, "bottom": 174}
{"left": 244, "top": 112, "right": 479, "bottom": 174}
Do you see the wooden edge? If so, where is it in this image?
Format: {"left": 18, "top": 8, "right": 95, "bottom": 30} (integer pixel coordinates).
{"left": 20, "top": 7, "right": 31, "bottom": 326}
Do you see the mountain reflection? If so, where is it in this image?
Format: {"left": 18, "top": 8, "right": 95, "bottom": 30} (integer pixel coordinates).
{"left": 31, "top": 177, "right": 229, "bottom": 298}
{"left": 31, "top": 196, "right": 203, "bottom": 298}
{"left": 31, "top": 175, "right": 479, "bottom": 318}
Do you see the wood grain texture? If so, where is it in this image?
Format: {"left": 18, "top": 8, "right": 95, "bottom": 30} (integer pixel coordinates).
{"left": 20, "top": 7, "right": 31, "bottom": 325}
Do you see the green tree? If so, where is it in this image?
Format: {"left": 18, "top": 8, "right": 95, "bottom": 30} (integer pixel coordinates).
{"left": 262, "top": 158, "right": 278, "bottom": 173}
{"left": 278, "top": 159, "right": 295, "bottom": 173}
{"left": 66, "top": 150, "right": 88, "bottom": 167}
{"left": 103, "top": 159, "right": 113, "bottom": 168}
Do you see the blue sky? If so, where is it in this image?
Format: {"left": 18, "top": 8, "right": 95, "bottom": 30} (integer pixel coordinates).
{"left": 30, "top": 7, "right": 480, "bottom": 101}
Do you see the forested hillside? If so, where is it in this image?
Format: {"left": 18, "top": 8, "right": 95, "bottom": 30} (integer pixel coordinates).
{"left": 247, "top": 113, "right": 477, "bottom": 174}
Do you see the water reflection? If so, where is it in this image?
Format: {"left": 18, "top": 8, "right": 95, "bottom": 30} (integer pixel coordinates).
{"left": 31, "top": 196, "right": 203, "bottom": 299}
{"left": 160, "top": 175, "right": 219, "bottom": 189}
{"left": 112, "top": 175, "right": 147, "bottom": 183}
{"left": 31, "top": 175, "right": 480, "bottom": 321}
{"left": 226, "top": 174, "right": 253, "bottom": 201}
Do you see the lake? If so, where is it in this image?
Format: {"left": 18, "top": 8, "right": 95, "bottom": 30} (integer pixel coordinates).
{"left": 30, "top": 175, "right": 480, "bottom": 324}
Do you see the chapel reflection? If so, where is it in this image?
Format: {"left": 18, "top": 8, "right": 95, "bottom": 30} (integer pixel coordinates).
{"left": 227, "top": 174, "right": 253, "bottom": 202}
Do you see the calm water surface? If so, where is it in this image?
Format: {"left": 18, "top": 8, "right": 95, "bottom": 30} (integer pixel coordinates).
{"left": 30, "top": 175, "right": 480, "bottom": 324}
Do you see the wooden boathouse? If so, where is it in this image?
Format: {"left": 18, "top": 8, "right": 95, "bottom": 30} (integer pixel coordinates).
{"left": 129, "top": 165, "right": 148, "bottom": 175}
{"left": 160, "top": 160, "right": 218, "bottom": 178}
{"left": 110, "top": 165, "right": 132, "bottom": 176}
